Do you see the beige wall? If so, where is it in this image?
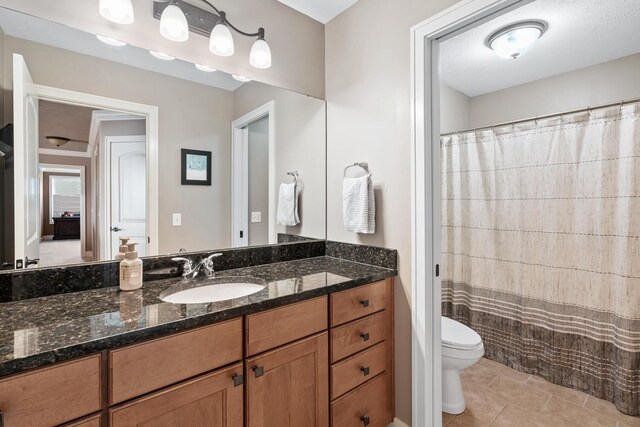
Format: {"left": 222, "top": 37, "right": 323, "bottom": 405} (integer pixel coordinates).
{"left": 3, "top": 36, "right": 234, "bottom": 255}
{"left": 0, "top": 0, "right": 325, "bottom": 98}
{"left": 247, "top": 118, "right": 269, "bottom": 245}
{"left": 440, "top": 84, "right": 471, "bottom": 134}
{"left": 467, "top": 53, "right": 640, "bottom": 128}
{"left": 325, "top": 0, "right": 458, "bottom": 423}
{"left": 233, "top": 81, "right": 326, "bottom": 240}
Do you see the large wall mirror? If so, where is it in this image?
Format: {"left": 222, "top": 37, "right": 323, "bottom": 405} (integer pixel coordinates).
{"left": 0, "top": 6, "right": 326, "bottom": 270}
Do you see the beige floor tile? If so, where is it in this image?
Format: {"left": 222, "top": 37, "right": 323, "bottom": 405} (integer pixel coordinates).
{"left": 490, "top": 405, "right": 547, "bottom": 427}
{"left": 525, "top": 375, "right": 589, "bottom": 407}
{"left": 584, "top": 397, "right": 640, "bottom": 427}
{"left": 486, "top": 375, "right": 550, "bottom": 412}
{"left": 448, "top": 413, "right": 490, "bottom": 427}
{"left": 461, "top": 360, "right": 499, "bottom": 393}
{"left": 481, "top": 358, "right": 532, "bottom": 383}
{"left": 443, "top": 412, "right": 457, "bottom": 426}
{"left": 461, "top": 387, "right": 507, "bottom": 424}
{"left": 538, "top": 396, "right": 616, "bottom": 427}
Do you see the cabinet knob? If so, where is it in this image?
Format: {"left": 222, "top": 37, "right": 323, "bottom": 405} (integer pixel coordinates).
{"left": 360, "top": 366, "right": 370, "bottom": 376}
{"left": 360, "top": 332, "right": 370, "bottom": 342}
{"left": 253, "top": 366, "right": 264, "bottom": 378}
{"left": 232, "top": 374, "right": 244, "bottom": 387}
{"left": 360, "top": 299, "right": 370, "bottom": 308}
{"left": 361, "top": 416, "right": 370, "bottom": 426}
{"left": 0, "top": 410, "right": 4, "bottom": 427}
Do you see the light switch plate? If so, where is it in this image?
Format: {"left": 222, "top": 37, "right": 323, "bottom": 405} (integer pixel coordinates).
{"left": 172, "top": 213, "right": 181, "bottom": 226}
{"left": 251, "top": 212, "right": 262, "bottom": 223}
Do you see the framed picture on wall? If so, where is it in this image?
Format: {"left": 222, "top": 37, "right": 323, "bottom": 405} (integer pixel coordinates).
{"left": 181, "top": 148, "right": 212, "bottom": 186}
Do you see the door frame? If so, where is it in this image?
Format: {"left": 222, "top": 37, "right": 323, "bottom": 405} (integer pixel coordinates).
{"left": 410, "top": 0, "right": 528, "bottom": 425}
{"left": 33, "top": 84, "right": 160, "bottom": 257}
{"left": 100, "top": 135, "right": 147, "bottom": 260}
{"left": 231, "top": 101, "right": 276, "bottom": 247}
{"left": 38, "top": 163, "right": 86, "bottom": 257}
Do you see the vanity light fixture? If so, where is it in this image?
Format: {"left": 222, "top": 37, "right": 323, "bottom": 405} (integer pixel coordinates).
{"left": 45, "top": 136, "right": 70, "bottom": 147}
{"left": 195, "top": 63, "right": 217, "bottom": 72}
{"left": 486, "top": 20, "right": 547, "bottom": 59}
{"left": 151, "top": 0, "right": 272, "bottom": 69}
{"left": 149, "top": 50, "right": 176, "bottom": 61}
{"left": 232, "top": 75, "right": 251, "bottom": 82}
{"left": 99, "top": 0, "right": 134, "bottom": 25}
{"left": 96, "top": 35, "right": 127, "bottom": 47}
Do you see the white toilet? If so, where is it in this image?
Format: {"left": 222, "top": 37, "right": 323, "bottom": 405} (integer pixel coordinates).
{"left": 441, "top": 316, "right": 484, "bottom": 414}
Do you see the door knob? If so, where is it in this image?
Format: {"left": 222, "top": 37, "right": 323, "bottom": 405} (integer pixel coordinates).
{"left": 25, "top": 257, "right": 39, "bottom": 267}
{"left": 111, "top": 227, "right": 125, "bottom": 232}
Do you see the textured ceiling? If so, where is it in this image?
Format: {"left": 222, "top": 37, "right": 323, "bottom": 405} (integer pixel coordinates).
{"left": 277, "top": 0, "right": 359, "bottom": 24}
{"left": 440, "top": 0, "right": 640, "bottom": 97}
{"left": 0, "top": 7, "right": 243, "bottom": 92}
{"left": 38, "top": 100, "right": 95, "bottom": 152}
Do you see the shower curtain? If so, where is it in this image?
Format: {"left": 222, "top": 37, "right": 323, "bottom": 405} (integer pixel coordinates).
{"left": 441, "top": 103, "right": 640, "bottom": 414}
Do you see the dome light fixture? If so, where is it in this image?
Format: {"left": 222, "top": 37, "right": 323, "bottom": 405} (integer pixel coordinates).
{"left": 96, "top": 35, "right": 127, "bottom": 47}
{"left": 232, "top": 75, "right": 251, "bottom": 82}
{"left": 160, "top": 3, "right": 189, "bottom": 42}
{"left": 195, "top": 64, "right": 217, "bottom": 72}
{"left": 99, "top": 0, "right": 134, "bottom": 25}
{"left": 45, "top": 136, "right": 70, "bottom": 147}
{"left": 149, "top": 50, "right": 176, "bottom": 61}
{"left": 486, "top": 20, "right": 547, "bottom": 59}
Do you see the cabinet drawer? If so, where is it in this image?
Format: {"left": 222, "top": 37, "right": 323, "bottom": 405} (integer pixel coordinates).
{"left": 110, "top": 363, "right": 244, "bottom": 427}
{"left": 0, "top": 354, "right": 101, "bottom": 426}
{"left": 331, "top": 373, "right": 391, "bottom": 427}
{"left": 331, "top": 311, "right": 386, "bottom": 362}
{"left": 246, "top": 296, "right": 328, "bottom": 356}
{"left": 331, "top": 342, "right": 386, "bottom": 400}
{"left": 109, "top": 318, "right": 242, "bottom": 404}
{"left": 62, "top": 413, "right": 102, "bottom": 427}
{"left": 331, "top": 281, "right": 387, "bottom": 327}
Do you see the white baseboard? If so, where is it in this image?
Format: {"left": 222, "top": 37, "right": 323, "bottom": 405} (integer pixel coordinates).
{"left": 390, "top": 417, "right": 411, "bottom": 427}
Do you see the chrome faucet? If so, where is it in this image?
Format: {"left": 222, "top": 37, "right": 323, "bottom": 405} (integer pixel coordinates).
{"left": 172, "top": 253, "right": 222, "bottom": 279}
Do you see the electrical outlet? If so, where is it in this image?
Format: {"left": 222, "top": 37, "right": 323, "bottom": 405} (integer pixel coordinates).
{"left": 251, "top": 212, "right": 262, "bottom": 223}
{"left": 172, "top": 213, "right": 181, "bottom": 226}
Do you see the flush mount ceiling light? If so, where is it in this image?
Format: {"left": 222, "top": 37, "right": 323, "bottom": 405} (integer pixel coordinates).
{"left": 45, "top": 136, "right": 70, "bottom": 147}
{"left": 232, "top": 74, "right": 251, "bottom": 82}
{"left": 149, "top": 50, "right": 176, "bottom": 61}
{"left": 96, "top": 35, "right": 127, "bottom": 47}
{"left": 150, "top": 0, "right": 271, "bottom": 69}
{"left": 195, "top": 63, "right": 217, "bottom": 72}
{"left": 486, "top": 20, "right": 547, "bottom": 59}
{"left": 99, "top": 0, "right": 134, "bottom": 25}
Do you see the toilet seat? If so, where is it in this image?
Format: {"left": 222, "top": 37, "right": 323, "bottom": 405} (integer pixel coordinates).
{"left": 442, "top": 317, "right": 482, "bottom": 350}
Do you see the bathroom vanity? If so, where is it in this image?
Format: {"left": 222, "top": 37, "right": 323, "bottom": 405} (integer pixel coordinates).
{"left": 0, "top": 242, "right": 396, "bottom": 427}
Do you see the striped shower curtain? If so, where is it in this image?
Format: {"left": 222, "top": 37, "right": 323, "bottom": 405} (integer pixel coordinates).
{"left": 441, "top": 103, "right": 640, "bottom": 414}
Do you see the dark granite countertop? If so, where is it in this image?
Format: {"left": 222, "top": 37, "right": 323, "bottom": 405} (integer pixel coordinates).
{"left": 0, "top": 256, "right": 396, "bottom": 377}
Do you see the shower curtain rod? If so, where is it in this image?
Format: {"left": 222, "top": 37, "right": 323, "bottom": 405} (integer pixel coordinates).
{"left": 440, "top": 96, "right": 640, "bottom": 137}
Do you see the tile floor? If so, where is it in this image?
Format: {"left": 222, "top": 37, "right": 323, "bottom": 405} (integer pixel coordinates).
{"left": 443, "top": 357, "right": 640, "bottom": 427}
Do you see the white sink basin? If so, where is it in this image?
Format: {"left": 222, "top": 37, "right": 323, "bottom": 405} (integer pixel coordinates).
{"left": 160, "top": 278, "right": 265, "bottom": 304}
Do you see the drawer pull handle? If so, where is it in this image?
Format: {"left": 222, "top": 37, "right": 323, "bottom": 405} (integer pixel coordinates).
{"left": 360, "top": 299, "right": 370, "bottom": 308}
{"left": 232, "top": 374, "right": 244, "bottom": 386}
{"left": 361, "top": 416, "right": 370, "bottom": 426}
{"left": 361, "top": 366, "right": 370, "bottom": 376}
{"left": 0, "top": 410, "right": 4, "bottom": 427}
{"left": 360, "top": 332, "right": 370, "bottom": 341}
{"left": 253, "top": 366, "right": 264, "bottom": 378}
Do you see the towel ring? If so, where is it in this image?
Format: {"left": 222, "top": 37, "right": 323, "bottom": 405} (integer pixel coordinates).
{"left": 344, "top": 162, "right": 369, "bottom": 178}
{"left": 287, "top": 170, "right": 299, "bottom": 184}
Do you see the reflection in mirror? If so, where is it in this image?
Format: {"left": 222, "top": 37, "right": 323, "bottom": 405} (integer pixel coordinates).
{"left": 0, "top": 6, "right": 326, "bottom": 271}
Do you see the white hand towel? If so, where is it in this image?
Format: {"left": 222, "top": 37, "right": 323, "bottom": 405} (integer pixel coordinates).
{"left": 343, "top": 174, "right": 375, "bottom": 234}
{"left": 277, "top": 182, "right": 300, "bottom": 226}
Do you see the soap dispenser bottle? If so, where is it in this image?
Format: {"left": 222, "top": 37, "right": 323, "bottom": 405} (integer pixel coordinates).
{"left": 119, "top": 242, "right": 143, "bottom": 291}
{"left": 114, "top": 236, "right": 130, "bottom": 261}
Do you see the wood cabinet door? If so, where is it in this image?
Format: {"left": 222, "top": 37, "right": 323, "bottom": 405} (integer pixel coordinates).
{"left": 109, "top": 363, "right": 243, "bottom": 427}
{"left": 246, "top": 333, "right": 328, "bottom": 427}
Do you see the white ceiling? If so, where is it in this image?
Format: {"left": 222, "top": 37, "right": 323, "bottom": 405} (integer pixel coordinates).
{"left": 440, "top": 0, "right": 640, "bottom": 97}
{"left": 277, "top": 0, "right": 359, "bottom": 24}
{"left": 0, "top": 7, "right": 244, "bottom": 92}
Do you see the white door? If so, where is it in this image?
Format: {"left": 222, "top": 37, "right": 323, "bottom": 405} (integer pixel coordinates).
{"left": 13, "top": 54, "right": 40, "bottom": 269}
{"left": 110, "top": 140, "right": 146, "bottom": 258}
{"left": 231, "top": 127, "right": 249, "bottom": 247}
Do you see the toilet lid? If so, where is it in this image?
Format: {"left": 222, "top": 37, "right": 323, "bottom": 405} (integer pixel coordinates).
{"left": 441, "top": 317, "right": 482, "bottom": 349}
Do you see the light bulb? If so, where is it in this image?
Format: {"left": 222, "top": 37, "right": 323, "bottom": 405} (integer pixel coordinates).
{"left": 232, "top": 75, "right": 251, "bottom": 82}
{"left": 487, "top": 21, "right": 546, "bottom": 59}
{"left": 195, "top": 64, "right": 217, "bottom": 72}
{"left": 96, "top": 35, "right": 127, "bottom": 47}
{"left": 209, "top": 23, "right": 234, "bottom": 57}
{"left": 160, "top": 4, "right": 189, "bottom": 42}
{"left": 149, "top": 50, "right": 175, "bottom": 61}
{"left": 99, "top": 0, "right": 134, "bottom": 25}
{"left": 249, "top": 38, "right": 272, "bottom": 69}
